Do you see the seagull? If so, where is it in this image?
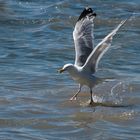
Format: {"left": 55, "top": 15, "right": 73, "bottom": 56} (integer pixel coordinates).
{"left": 59, "top": 7, "right": 127, "bottom": 104}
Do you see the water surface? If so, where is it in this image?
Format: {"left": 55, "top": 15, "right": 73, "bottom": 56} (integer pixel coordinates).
{"left": 0, "top": 0, "right": 140, "bottom": 139}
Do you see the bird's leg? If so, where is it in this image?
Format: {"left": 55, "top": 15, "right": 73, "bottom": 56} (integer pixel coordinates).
{"left": 70, "top": 84, "right": 81, "bottom": 101}
{"left": 89, "top": 89, "right": 94, "bottom": 105}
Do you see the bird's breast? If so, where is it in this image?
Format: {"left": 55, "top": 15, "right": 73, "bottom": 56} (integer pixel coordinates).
{"left": 69, "top": 70, "right": 95, "bottom": 87}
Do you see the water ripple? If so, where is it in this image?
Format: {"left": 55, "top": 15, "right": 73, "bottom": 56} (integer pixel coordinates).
{"left": 0, "top": 0, "right": 140, "bottom": 139}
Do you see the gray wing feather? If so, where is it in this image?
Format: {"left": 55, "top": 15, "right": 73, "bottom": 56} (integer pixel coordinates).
{"left": 73, "top": 16, "right": 94, "bottom": 66}
{"left": 83, "top": 19, "right": 127, "bottom": 73}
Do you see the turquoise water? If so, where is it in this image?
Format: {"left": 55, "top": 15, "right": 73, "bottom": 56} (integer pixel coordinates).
{"left": 0, "top": 0, "right": 140, "bottom": 139}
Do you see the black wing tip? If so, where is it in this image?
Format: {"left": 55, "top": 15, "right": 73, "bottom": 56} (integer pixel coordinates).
{"left": 77, "top": 7, "right": 97, "bottom": 21}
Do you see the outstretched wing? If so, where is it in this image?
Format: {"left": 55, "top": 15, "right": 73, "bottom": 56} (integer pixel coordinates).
{"left": 82, "top": 19, "right": 127, "bottom": 74}
{"left": 73, "top": 8, "right": 96, "bottom": 67}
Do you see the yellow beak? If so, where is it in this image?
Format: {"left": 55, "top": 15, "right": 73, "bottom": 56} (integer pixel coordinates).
{"left": 58, "top": 68, "right": 65, "bottom": 73}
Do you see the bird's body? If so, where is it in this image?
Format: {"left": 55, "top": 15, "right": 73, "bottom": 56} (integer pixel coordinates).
{"left": 64, "top": 64, "right": 99, "bottom": 88}
{"left": 59, "top": 7, "right": 127, "bottom": 104}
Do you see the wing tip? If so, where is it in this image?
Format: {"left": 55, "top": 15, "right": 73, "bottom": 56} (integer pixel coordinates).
{"left": 77, "top": 7, "right": 96, "bottom": 21}
{"left": 120, "top": 18, "right": 127, "bottom": 26}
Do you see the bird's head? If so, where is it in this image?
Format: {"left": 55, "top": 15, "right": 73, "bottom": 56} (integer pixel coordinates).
{"left": 58, "top": 64, "right": 75, "bottom": 73}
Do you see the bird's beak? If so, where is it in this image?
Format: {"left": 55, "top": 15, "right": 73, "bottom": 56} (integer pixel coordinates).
{"left": 58, "top": 68, "right": 65, "bottom": 73}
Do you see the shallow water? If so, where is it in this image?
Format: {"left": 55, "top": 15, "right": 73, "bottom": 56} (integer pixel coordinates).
{"left": 0, "top": 0, "right": 140, "bottom": 139}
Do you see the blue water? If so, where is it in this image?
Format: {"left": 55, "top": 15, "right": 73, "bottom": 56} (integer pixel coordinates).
{"left": 0, "top": 0, "right": 140, "bottom": 139}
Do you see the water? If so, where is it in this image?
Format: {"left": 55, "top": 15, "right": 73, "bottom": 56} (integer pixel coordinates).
{"left": 0, "top": 0, "right": 140, "bottom": 139}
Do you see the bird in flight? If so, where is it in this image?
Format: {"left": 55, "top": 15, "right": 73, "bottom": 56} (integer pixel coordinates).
{"left": 59, "top": 7, "right": 127, "bottom": 105}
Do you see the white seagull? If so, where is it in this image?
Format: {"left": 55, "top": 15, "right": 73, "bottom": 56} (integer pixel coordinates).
{"left": 59, "top": 7, "right": 127, "bottom": 104}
